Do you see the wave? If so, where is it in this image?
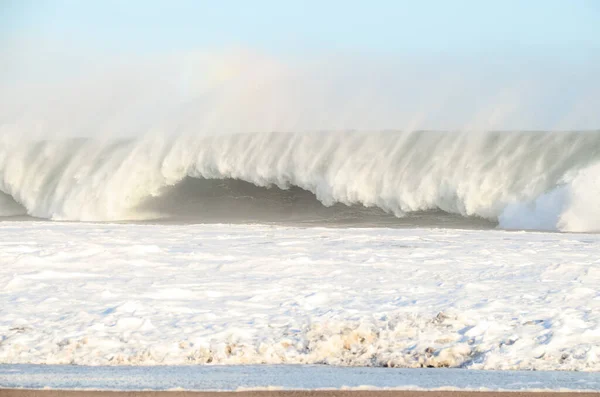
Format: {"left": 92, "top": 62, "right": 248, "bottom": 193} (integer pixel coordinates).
{"left": 0, "top": 130, "right": 599, "bottom": 232}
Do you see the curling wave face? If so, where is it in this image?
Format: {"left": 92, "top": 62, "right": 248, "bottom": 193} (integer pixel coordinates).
{"left": 0, "top": 130, "right": 599, "bottom": 232}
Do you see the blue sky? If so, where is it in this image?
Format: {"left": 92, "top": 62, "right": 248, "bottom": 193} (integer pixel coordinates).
{"left": 2, "top": 0, "right": 599, "bottom": 59}
{"left": 1, "top": 0, "right": 599, "bottom": 132}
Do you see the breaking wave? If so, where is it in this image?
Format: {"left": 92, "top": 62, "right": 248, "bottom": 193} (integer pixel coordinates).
{"left": 0, "top": 130, "right": 599, "bottom": 232}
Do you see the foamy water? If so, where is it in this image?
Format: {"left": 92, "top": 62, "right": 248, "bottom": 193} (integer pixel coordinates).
{"left": 1, "top": 222, "right": 600, "bottom": 369}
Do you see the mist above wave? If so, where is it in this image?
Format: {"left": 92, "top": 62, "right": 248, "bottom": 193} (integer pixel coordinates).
{"left": 0, "top": 130, "right": 598, "bottom": 232}
{"left": 3, "top": 50, "right": 600, "bottom": 140}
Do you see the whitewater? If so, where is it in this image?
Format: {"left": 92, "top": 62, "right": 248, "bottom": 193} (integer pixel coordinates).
{"left": 2, "top": 222, "right": 600, "bottom": 370}
{"left": 2, "top": 129, "right": 600, "bottom": 372}
{"left": 1, "top": 130, "right": 599, "bottom": 232}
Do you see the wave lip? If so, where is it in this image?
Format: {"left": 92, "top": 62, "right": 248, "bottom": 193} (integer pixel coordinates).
{"left": 1, "top": 130, "right": 599, "bottom": 232}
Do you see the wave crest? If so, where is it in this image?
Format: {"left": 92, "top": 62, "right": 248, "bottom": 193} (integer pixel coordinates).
{"left": 0, "top": 130, "right": 599, "bottom": 231}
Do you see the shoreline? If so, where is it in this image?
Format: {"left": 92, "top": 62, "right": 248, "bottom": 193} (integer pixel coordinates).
{"left": 3, "top": 365, "right": 600, "bottom": 394}
{"left": 3, "top": 390, "right": 600, "bottom": 397}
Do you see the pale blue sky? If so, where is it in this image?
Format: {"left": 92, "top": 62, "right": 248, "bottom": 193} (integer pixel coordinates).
{"left": 2, "top": 0, "right": 599, "bottom": 58}
{"left": 1, "top": 0, "right": 599, "bottom": 131}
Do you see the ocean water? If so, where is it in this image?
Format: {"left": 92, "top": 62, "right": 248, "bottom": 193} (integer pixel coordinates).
{"left": 2, "top": 130, "right": 600, "bottom": 372}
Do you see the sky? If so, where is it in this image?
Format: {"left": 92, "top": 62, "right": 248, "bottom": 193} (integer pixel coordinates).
{"left": 2, "top": 0, "right": 599, "bottom": 58}
{"left": 1, "top": 0, "right": 599, "bottom": 133}
{"left": 0, "top": 0, "right": 600, "bottom": 58}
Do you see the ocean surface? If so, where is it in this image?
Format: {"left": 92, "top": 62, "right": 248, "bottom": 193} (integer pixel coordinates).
{"left": 2, "top": 130, "right": 600, "bottom": 372}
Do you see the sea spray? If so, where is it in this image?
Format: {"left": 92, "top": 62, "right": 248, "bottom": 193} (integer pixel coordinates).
{"left": 0, "top": 130, "right": 598, "bottom": 231}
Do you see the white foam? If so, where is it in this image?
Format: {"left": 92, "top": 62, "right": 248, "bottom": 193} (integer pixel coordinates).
{"left": 559, "top": 162, "right": 600, "bottom": 232}
{"left": 1, "top": 222, "right": 600, "bottom": 369}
